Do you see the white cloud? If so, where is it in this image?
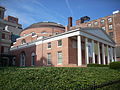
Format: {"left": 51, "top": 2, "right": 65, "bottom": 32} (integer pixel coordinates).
{"left": 65, "top": 0, "right": 75, "bottom": 18}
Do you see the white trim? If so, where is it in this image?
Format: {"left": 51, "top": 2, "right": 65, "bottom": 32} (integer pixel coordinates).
{"left": 17, "top": 33, "right": 32, "bottom": 40}
{"left": 11, "top": 28, "right": 115, "bottom": 51}
{"left": 32, "top": 34, "right": 37, "bottom": 38}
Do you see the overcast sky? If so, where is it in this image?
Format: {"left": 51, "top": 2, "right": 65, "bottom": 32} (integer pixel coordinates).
{"left": 0, "top": 0, "right": 120, "bottom": 28}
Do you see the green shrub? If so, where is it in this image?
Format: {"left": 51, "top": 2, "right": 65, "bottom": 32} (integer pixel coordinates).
{"left": 87, "top": 64, "right": 109, "bottom": 67}
{"left": 109, "top": 61, "right": 120, "bottom": 69}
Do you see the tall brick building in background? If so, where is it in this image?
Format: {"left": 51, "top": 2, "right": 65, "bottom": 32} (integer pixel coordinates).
{"left": 75, "top": 11, "right": 120, "bottom": 60}
{"left": 0, "top": 6, "right": 22, "bottom": 66}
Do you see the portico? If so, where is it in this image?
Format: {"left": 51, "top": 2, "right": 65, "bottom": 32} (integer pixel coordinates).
{"left": 77, "top": 31, "right": 116, "bottom": 66}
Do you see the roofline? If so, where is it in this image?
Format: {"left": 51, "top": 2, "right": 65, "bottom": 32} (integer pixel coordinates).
{"left": 11, "top": 27, "right": 115, "bottom": 51}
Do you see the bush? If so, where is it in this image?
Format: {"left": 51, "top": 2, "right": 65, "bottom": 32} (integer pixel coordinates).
{"left": 87, "top": 64, "right": 109, "bottom": 67}
{"left": 109, "top": 61, "right": 120, "bottom": 69}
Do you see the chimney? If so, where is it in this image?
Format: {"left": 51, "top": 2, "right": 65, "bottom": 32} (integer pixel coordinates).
{"left": 68, "top": 17, "right": 72, "bottom": 27}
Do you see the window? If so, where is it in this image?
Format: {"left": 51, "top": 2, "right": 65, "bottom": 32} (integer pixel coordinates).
{"left": 21, "top": 39, "right": 26, "bottom": 44}
{"left": 41, "top": 31, "right": 47, "bottom": 34}
{"left": 47, "top": 53, "right": 51, "bottom": 65}
{"left": 1, "top": 46, "right": 4, "bottom": 53}
{"left": 109, "top": 25, "right": 113, "bottom": 30}
{"left": 94, "top": 21, "right": 98, "bottom": 26}
{"left": 47, "top": 42, "right": 51, "bottom": 49}
{"left": 4, "top": 47, "right": 9, "bottom": 53}
{"left": 31, "top": 52, "right": 35, "bottom": 66}
{"left": 2, "top": 33, "right": 5, "bottom": 39}
{"left": 101, "top": 27, "right": 106, "bottom": 30}
{"left": 88, "top": 23, "right": 92, "bottom": 27}
{"left": 20, "top": 52, "right": 26, "bottom": 66}
{"left": 31, "top": 32, "right": 36, "bottom": 36}
{"left": 57, "top": 51, "right": 62, "bottom": 64}
{"left": 58, "top": 40, "right": 62, "bottom": 47}
{"left": 108, "top": 17, "right": 112, "bottom": 23}
{"left": 101, "top": 19, "right": 105, "bottom": 24}
{"left": 109, "top": 32, "right": 114, "bottom": 38}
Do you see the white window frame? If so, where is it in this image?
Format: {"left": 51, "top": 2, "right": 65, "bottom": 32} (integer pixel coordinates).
{"left": 94, "top": 21, "right": 98, "bottom": 26}
{"left": 88, "top": 23, "right": 92, "bottom": 27}
{"left": 31, "top": 52, "right": 35, "bottom": 66}
{"left": 108, "top": 17, "right": 112, "bottom": 23}
{"left": 101, "top": 19, "right": 105, "bottom": 24}
{"left": 47, "top": 42, "right": 51, "bottom": 49}
{"left": 57, "top": 51, "right": 62, "bottom": 65}
{"left": 47, "top": 53, "right": 52, "bottom": 65}
{"left": 101, "top": 27, "right": 106, "bottom": 30}
{"left": 109, "top": 24, "right": 113, "bottom": 30}
{"left": 20, "top": 53, "right": 25, "bottom": 66}
{"left": 57, "top": 40, "right": 62, "bottom": 47}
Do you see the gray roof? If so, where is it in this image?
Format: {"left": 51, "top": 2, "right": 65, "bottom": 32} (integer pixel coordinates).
{"left": 81, "top": 27, "right": 115, "bottom": 43}
{"left": 24, "top": 22, "right": 65, "bottom": 30}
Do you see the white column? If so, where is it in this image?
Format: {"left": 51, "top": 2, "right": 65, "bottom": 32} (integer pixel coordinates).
{"left": 106, "top": 45, "right": 110, "bottom": 64}
{"left": 97, "top": 42, "right": 101, "bottom": 64}
{"left": 92, "top": 40, "right": 95, "bottom": 64}
{"left": 114, "top": 47, "right": 116, "bottom": 61}
{"left": 77, "top": 36, "right": 82, "bottom": 66}
{"left": 85, "top": 38, "right": 89, "bottom": 64}
{"left": 110, "top": 47, "right": 113, "bottom": 62}
{"left": 102, "top": 44, "right": 105, "bottom": 64}
{"left": 111, "top": 47, "right": 114, "bottom": 62}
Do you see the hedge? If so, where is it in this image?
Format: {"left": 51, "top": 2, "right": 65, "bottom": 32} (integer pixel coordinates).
{"left": 87, "top": 64, "right": 109, "bottom": 67}
{"left": 109, "top": 61, "right": 120, "bottom": 69}
{"left": 0, "top": 67, "right": 120, "bottom": 89}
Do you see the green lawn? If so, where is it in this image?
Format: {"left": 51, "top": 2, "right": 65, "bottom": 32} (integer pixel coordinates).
{"left": 0, "top": 67, "right": 120, "bottom": 90}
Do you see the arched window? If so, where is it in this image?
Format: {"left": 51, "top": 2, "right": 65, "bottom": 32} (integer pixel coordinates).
{"left": 21, "top": 39, "right": 26, "bottom": 44}
{"left": 31, "top": 52, "right": 35, "bottom": 66}
{"left": 20, "top": 52, "right": 26, "bottom": 66}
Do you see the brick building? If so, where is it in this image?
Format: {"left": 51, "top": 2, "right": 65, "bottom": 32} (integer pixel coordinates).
{"left": 75, "top": 11, "right": 120, "bottom": 60}
{"left": 0, "top": 6, "right": 22, "bottom": 66}
{"left": 10, "top": 18, "right": 116, "bottom": 67}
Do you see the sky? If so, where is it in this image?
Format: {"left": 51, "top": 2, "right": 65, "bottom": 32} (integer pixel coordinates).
{"left": 0, "top": 0, "right": 120, "bottom": 28}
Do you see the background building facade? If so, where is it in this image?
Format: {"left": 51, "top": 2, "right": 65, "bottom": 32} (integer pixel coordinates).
{"left": 0, "top": 6, "right": 22, "bottom": 66}
{"left": 75, "top": 11, "right": 120, "bottom": 60}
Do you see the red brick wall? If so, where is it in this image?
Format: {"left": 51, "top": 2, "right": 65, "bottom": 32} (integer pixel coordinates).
{"left": 11, "top": 45, "right": 36, "bottom": 66}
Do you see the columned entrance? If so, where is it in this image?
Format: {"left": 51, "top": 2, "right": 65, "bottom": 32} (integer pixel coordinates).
{"left": 77, "top": 35, "right": 115, "bottom": 66}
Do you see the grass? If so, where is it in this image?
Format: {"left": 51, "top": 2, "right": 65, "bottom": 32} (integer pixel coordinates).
{"left": 0, "top": 67, "right": 120, "bottom": 89}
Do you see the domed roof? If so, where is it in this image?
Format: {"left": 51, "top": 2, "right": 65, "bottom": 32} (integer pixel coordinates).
{"left": 24, "top": 22, "right": 65, "bottom": 30}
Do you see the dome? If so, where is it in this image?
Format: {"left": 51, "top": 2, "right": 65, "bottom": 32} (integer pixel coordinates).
{"left": 24, "top": 22, "right": 65, "bottom": 30}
